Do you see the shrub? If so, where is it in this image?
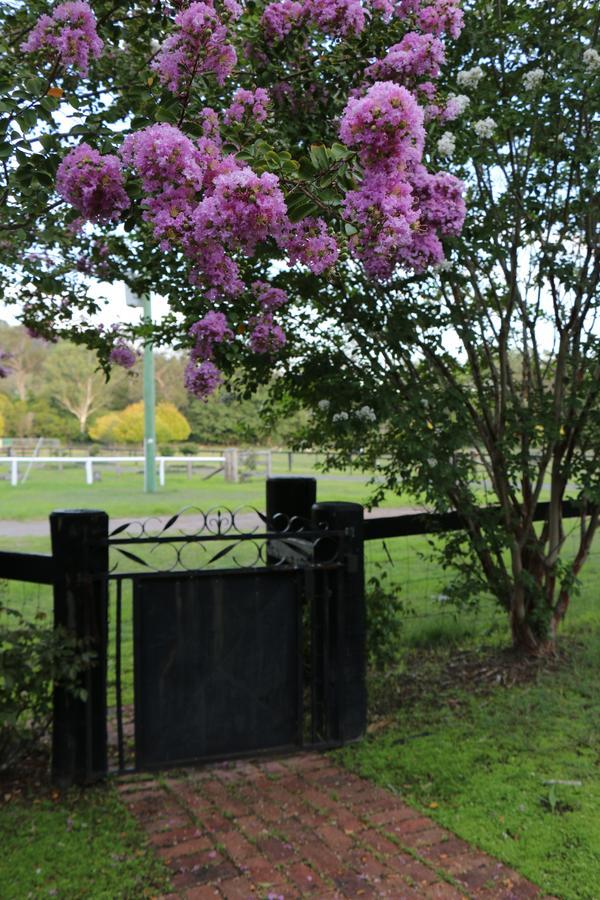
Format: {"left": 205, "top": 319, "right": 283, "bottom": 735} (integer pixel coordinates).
{"left": 0, "top": 600, "right": 95, "bottom": 772}
{"left": 365, "top": 571, "right": 408, "bottom": 672}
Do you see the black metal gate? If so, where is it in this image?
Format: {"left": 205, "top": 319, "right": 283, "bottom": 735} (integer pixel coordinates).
{"left": 49, "top": 480, "right": 366, "bottom": 785}
{"left": 103, "top": 500, "right": 365, "bottom": 774}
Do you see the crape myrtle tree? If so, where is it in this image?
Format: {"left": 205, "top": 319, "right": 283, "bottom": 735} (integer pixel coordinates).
{"left": 5, "top": 1, "right": 598, "bottom": 655}
{"left": 279, "top": 0, "right": 600, "bottom": 653}
{"left": 0, "top": 0, "right": 465, "bottom": 382}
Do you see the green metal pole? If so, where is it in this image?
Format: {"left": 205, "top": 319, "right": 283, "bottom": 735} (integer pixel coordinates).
{"left": 142, "top": 293, "right": 156, "bottom": 493}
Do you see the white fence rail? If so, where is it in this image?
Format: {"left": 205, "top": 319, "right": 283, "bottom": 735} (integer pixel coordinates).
{"left": 2, "top": 448, "right": 273, "bottom": 486}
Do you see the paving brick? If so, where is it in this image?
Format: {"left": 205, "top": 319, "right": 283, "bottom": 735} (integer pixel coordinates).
{"left": 218, "top": 829, "right": 257, "bottom": 866}
{"left": 327, "top": 809, "right": 365, "bottom": 835}
{"left": 285, "top": 860, "right": 331, "bottom": 894}
{"left": 424, "top": 882, "right": 469, "bottom": 899}
{"left": 183, "top": 885, "right": 222, "bottom": 899}
{"left": 256, "top": 835, "right": 297, "bottom": 863}
{"left": 148, "top": 826, "right": 208, "bottom": 848}
{"left": 366, "top": 805, "right": 420, "bottom": 828}
{"left": 442, "top": 852, "right": 494, "bottom": 876}
{"left": 316, "top": 823, "right": 355, "bottom": 854}
{"left": 333, "top": 872, "right": 377, "bottom": 896}
{"left": 399, "top": 827, "right": 451, "bottom": 849}
{"left": 389, "top": 816, "right": 437, "bottom": 836}
{"left": 235, "top": 814, "right": 269, "bottom": 843}
{"left": 384, "top": 855, "right": 438, "bottom": 886}
{"left": 145, "top": 814, "right": 192, "bottom": 834}
{"left": 122, "top": 753, "right": 543, "bottom": 900}
{"left": 358, "top": 829, "right": 401, "bottom": 856}
{"left": 158, "top": 837, "right": 216, "bottom": 861}
{"left": 171, "top": 861, "right": 237, "bottom": 890}
{"left": 217, "top": 875, "right": 258, "bottom": 898}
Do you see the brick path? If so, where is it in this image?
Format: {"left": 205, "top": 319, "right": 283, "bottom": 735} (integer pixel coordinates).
{"left": 118, "top": 753, "right": 544, "bottom": 900}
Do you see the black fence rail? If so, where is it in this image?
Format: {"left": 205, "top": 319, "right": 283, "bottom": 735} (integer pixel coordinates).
{"left": 0, "top": 479, "right": 589, "bottom": 787}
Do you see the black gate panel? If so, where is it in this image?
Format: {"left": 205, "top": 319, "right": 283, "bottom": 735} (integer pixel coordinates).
{"left": 133, "top": 568, "right": 303, "bottom": 769}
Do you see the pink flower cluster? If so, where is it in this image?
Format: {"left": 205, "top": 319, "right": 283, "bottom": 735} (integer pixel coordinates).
{"left": 22, "top": 1, "right": 103, "bottom": 75}
{"left": 252, "top": 281, "right": 289, "bottom": 310}
{"left": 368, "top": 0, "right": 463, "bottom": 36}
{"left": 184, "top": 359, "right": 222, "bottom": 398}
{"left": 249, "top": 315, "right": 286, "bottom": 354}
{"left": 224, "top": 88, "right": 270, "bottom": 125}
{"left": 284, "top": 218, "right": 340, "bottom": 274}
{"left": 364, "top": 33, "right": 446, "bottom": 83}
{"left": 339, "top": 82, "right": 425, "bottom": 169}
{"left": 343, "top": 163, "right": 465, "bottom": 277}
{"left": 262, "top": 0, "right": 366, "bottom": 41}
{"left": 189, "top": 310, "right": 233, "bottom": 359}
{"left": 120, "top": 121, "right": 290, "bottom": 316}
{"left": 152, "top": 2, "right": 236, "bottom": 92}
{"left": 262, "top": 0, "right": 463, "bottom": 41}
{"left": 110, "top": 341, "right": 137, "bottom": 369}
{"left": 56, "top": 143, "right": 130, "bottom": 222}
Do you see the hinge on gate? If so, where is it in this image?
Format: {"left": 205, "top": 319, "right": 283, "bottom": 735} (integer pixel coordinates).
{"left": 347, "top": 553, "right": 359, "bottom": 574}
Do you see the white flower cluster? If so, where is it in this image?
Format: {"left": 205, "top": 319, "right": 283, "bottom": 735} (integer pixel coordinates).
{"left": 457, "top": 65, "right": 484, "bottom": 89}
{"left": 583, "top": 47, "right": 600, "bottom": 72}
{"left": 437, "top": 131, "right": 456, "bottom": 158}
{"left": 318, "top": 399, "right": 330, "bottom": 411}
{"left": 522, "top": 67, "right": 544, "bottom": 91}
{"left": 447, "top": 92, "right": 470, "bottom": 114}
{"left": 332, "top": 411, "right": 349, "bottom": 423}
{"left": 356, "top": 405, "right": 377, "bottom": 423}
{"left": 436, "top": 259, "right": 454, "bottom": 272}
{"left": 474, "top": 117, "right": 496, "bottom": 139}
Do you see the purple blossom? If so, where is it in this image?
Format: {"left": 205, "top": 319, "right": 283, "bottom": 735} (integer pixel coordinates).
{"left": 152, "top": 2, "right": 237, "bottom": 93}
{"left": 184, "top": 358, "right": 222, "bottom": 398}
{"left": 224, "top": 88, "right": 270, "bottom": 125}
{"left": 283, "top": 218, "right": 340, "bottom": 274}
{"left": 56, "top": 143, "right": 130, "bottom": 223}
{"left": 365, "top": 32, "right": 446, "bottom": 83}
{"left": 121, "top": 124, "right": 205, "bottom": 194}
{"left": 22, "top": 1, "right": 103, "bottom": 75}
{"left": 252, "top": 281, "right": 289, "bottom": 311}
{"left": 261, "top": 1, "right": 305, "bottom": 42}
{"left": 343, "top": 170, "right": 418, "bottom": 278}
{"left": 189, "top": 310, "right": 233, "bottom": 359}
{"left": 249, "top": 314, "right": 286, "bottom": 354}
{"left": 339, "top": 81, "right": 425, "bottom": 169}
{"left": 306, "top": 0, "right": 367, "bottom": 37}
{"left": 191, "top": 167, "right": 288, "bottom": 256}
{"left": 262, "top": 0, "right": 366, "bottom": 40}
{"left": 110, "top": 341, "right": 137, "bottom": 369}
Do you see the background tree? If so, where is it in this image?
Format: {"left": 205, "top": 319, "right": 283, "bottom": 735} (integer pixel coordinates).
{"left": 42, "top": 342, "right": 115, "bottom": 435}
{"left": 273, "top": 0, "right": 600, "bottom": 653}
{"left": 89, "top": 400, "right": 190, "bottom": 443}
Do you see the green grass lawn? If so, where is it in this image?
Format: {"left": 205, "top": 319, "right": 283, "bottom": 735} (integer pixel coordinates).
{"left": 0, "top": 786, "right": 169, "bottom": 899}
{"left": 335, "top": 624, "right": 600, "bottom": 900}
{"left": 2, "top": 475, "right": 600, "bottom": 899}
{"left": 0, "top": 462, "right": 415, "bottom": 523}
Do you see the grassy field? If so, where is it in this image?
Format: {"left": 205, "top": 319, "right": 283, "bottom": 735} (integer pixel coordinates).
{"left": 2, "top": 467, "right": 599, "bottom": 899}
{"left": 335, "top": 625, "right": 600, "bottom": 900}
{"left": 0, "top": 786, "right": 169, "bottom": 899}
{"left": 0, "top": 457, "right": 416, "bottom": 523}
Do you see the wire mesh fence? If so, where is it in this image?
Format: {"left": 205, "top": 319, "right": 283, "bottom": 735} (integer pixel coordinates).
{"left": 364, "top": 519, "right": 600, "bottom": 653}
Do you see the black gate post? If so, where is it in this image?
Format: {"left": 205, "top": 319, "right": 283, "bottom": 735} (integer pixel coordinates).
{"left": 266, "top": 476, "right": 317, "bottom": 528}
{"left": 311, "top": 502, "right": 366, "bottom": 743}
{"left": 50, "top": 510, "right": 109, "bottom": 787}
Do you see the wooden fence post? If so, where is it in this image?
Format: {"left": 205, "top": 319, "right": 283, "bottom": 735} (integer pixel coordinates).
{"left": 311, "top": 501, "right": 367, "bottom": 743}
{"left": 50, "top": 510, "right": 109, "bottom": 787}
{"left": 224, "top": 448, "right": 239, "bottom": 482}
{"left": 266, "top": 476, "right": 317, "bottom": 526}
